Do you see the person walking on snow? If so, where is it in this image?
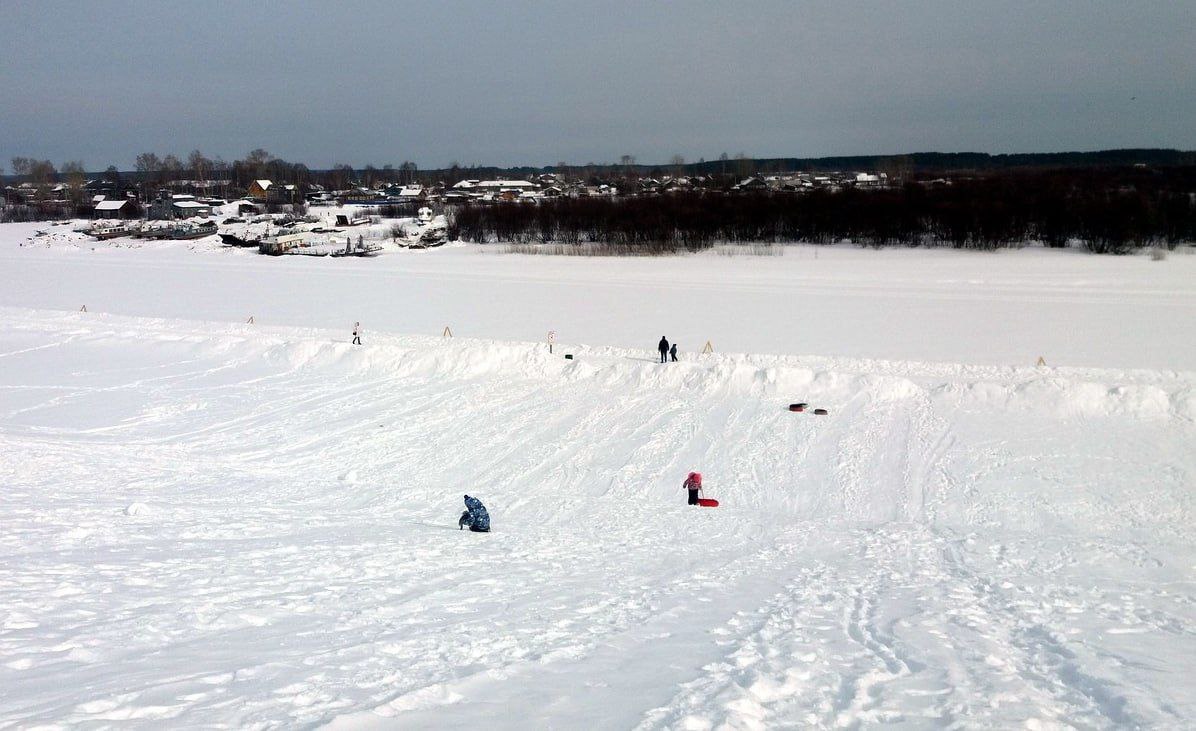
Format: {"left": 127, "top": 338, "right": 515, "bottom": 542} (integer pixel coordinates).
{"left": 459, "top": 494, "right": 491, "bottom": 532}
{"left": 658, "top": 336, "right": 670, "bottom": 363}
{"left": 352, "top": 322, "right": 362, "bottom": 346}
{"left": 683, "top": 472, "right": 703, "bottom": 506}
{"left": 670, "top": 343, "right": 678, "bottom": 362}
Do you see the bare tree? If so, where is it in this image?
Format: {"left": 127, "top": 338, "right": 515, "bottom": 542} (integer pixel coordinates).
{"left": 134, "top": 152, "right": 161, "bottom": 175}
{"left": 161, "top": 155, "right": 183, "bottom": 183}
{"left": 28, "top": 160, "right": 56, "bottom": 186}
{"left": 292, "top": 163, "right": 310, "bottom": 188}
{"left": 735, "top": 152, "right": 753, "bottom": 177}
{"left": 331, "top": 163, "right": 354, "bottom": 190}
{"left": 399, "top": 160, "right": 418, "bottom": 184}
{"left": 188, "top": 150, "right": 212, "bottom": 184}
{"left": 212, "top": 157, "right": 230, "bottom": 197}
{"left": 243, "top": 149, "right": 274, "bottom": 182}
{"left": 61, "top": 160, "right": 86, "bottom": 202}
{"left": 669, "top": 154, "right": 685, "bottom": 176}
{"left": 134, "top": 152, "right": 162, "bottom": 201}
{"left": 10, "top": 157, "right": 32, "bottom": 177}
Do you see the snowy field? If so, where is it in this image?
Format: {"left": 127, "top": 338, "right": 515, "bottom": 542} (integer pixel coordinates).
{"left": 4, "top": 221, "right": 1196, "bottom": 370}
{"left": 1, "top": 223, "right": 1195, "bottom": 729}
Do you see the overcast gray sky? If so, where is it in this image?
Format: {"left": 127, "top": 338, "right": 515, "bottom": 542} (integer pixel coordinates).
{"left": 1, "top": 0, "right": 1193, "bottom": 170}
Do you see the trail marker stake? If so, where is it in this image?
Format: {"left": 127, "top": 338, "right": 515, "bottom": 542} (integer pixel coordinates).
{"left": 702, "top": 340, "right": 714, "bottom": 354}
{"left": 548, "top": 329, "right": 555, "bottom": 354}
{"left": 443, "top": 326, "right": 453, "bottom": 338}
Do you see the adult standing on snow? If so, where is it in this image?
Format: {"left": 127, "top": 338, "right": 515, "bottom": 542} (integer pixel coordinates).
{"left": 658, "top": 336, "right": 670, "bottom": 363}
{"left": 670, "top": 343, "right": 678, "bottom": 362}
{"left": 459, "top": 495, "right": 491, "bottom": 532}
{"left": 352, "top": 322, "right": 362, "bottom": 346}
{"left": 683, "top": 472, "right": 702, "bottom": 506}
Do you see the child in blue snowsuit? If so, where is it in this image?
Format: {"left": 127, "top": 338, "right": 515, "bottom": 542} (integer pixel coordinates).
{"left": 458, "top": 495, "right": 491, "bottom": 532}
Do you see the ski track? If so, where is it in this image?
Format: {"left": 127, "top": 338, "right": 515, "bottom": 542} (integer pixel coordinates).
{"left": 0, "top": 311, "right": 1194, "bottom": 729}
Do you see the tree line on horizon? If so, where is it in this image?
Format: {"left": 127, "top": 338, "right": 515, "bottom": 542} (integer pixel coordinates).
{"left": 6, "top": 148, "right": 1196, "bottom": 187}
{"left": 453, "top": 166, "right": 1196, "bottom": 255}
{"left": 4, "top": 149, "right": 424, "bottom": 196}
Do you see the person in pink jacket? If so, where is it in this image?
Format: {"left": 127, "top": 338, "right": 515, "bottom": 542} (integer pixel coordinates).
{"left": 683, "top": 472, "right": 703, "bottom": 506}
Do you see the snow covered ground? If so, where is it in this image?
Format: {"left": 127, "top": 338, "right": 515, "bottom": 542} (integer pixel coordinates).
{"left": 4, "top": 221, "right": 1196, "bottom": 369}
{"left": 1, "top": 223, "right": 1194, "bottom": 728}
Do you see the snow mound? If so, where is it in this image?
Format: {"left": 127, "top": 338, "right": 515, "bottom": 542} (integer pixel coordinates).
{"left": 941, "top": 377, "right": 1179, "bottom": 419}
{"left": 123, "top": 502, "right": 150, "bottom": 516}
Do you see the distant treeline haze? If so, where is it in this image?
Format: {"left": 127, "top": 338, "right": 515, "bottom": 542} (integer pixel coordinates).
{"left": 454, "top": 168, "right": 1196, "bottom": 254}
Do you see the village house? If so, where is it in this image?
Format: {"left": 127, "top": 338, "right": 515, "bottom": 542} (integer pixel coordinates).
{"left": 149, "top": 194, "right": 212, "bottom": 219}
{"left": 452, "top": 179, "right": 538, "bottom": 197}
{"left": 246, "top": 179, "right": 273, "bottom": 200}
{"left": 223, "top": 199, "right": 260, "bottom": 215}
{"left": 93, "top": 198, "right": 136, "bottom": 219}
{"left": 380, "top": 184, "right": 424, "bottom": 201}
{"left": 733, "top": 177, "right": 768, "bottom": 192}
{"left": 852, "top": 172, "right": 887, "bottom": 188}
{"left": 246, "top": 179, "right": 294, "bottom": 202}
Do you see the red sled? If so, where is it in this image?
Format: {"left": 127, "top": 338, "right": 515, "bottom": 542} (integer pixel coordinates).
{"left": 698, "top": 498, "right": 719, "bottom": 507}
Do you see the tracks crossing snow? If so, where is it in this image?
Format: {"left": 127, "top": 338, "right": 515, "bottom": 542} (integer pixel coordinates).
{"left": 0, "top": 311, "right": 1193, "bottom": 728}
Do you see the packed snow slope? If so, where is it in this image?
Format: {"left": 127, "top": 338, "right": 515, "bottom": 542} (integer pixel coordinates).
{"left": 4, "top": 221, "right": 1196, "bottom": 369}
{"left": 1, "top": 309, "right": 1193, "bottom": 729}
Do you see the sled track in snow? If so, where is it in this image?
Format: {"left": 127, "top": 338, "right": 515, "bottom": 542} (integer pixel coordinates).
{"left": 0, "top": 309, "right": 1194, "bottom": 729}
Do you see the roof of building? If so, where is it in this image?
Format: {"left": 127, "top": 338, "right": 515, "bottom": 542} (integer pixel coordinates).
{"left": 475, "top": 180, "right": 537, "bottom": 189}
{"left": 95, "top": 199, "right": 129, "bottom": 210}
{"left": 254, "top": 179, "right": 273, "bottom": 189}
{"left": 173, "top": 200, "right": 208, "bottom": 209}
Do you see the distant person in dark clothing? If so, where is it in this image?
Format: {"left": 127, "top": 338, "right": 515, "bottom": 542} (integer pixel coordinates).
{"left": 658, "top": 336, "right": 669, "bottom": 363}
{"left": 459, "top": 495, "right": 491, "bottom": 532}
{"left": 670, "top": 343, "right": 678, "bottom": 362}
{"left": 683, "top": 472, "right": 702, "bottom": 505}
{"left": 352, "top": 322, "right": 362, "bottom": 345}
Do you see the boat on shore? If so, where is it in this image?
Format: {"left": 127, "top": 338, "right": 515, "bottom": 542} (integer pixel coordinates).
{"left": 400, "top": 207, "right": 448, "bottom": 249}
{"left": 219, "top": 232, "right": 260, "bottom": 247}
{"left": 334, "top": 213, "right": 371, "bottom": 227}
{"left": 136, "top": 224, "right": 172, "bottom": 239}
{"left": 331, "top": 239, "right": 383, "bottom": 257}
{"left": 169, "top": 221, "right": 217, "bottom": 240}
{"left": 88, "top": 223, "right": 138, "bottom": 240}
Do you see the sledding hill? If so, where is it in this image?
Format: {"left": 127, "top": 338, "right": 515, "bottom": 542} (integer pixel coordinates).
{"left": 1, "top": 309, "right": 1194, "bottom": 729}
